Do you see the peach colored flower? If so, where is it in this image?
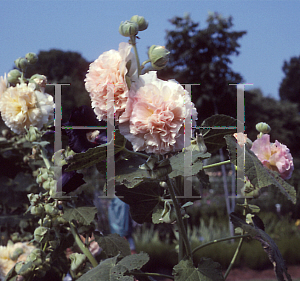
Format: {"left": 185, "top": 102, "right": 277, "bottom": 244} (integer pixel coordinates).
{"left": 85, "top": 42, "right": 137, "bottom": 122}
{"left": 233, "top": 132, "right": 248, "bottom": 147}
{"left": 250, "top": 134, "right": 294, "bottom": 180}
{"left": 0, "top": 82, "right": 54, "bottom": 134}
{"left": 0, "top": 241, "right": 35, "bottom": 279}
{"left": 119, "top": 71, "right": 197, "bottom": 155}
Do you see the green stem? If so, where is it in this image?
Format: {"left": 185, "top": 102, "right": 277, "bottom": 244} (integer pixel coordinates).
{"left": 166, "top": 176, "right": 192, "bottom": 260}
{"left": 130, "top": 271, "right": 174, "bottom": 280}
{"left": 203, "top": 160, "right": 231, "bottom": 170}
{"left": 191, "top": 234, "right": 250, "bottom": 256}
{"left": 224, "top": 198, "right": 248, "bottom": 280}
{"left": 70, "top": 222, "right": 98, "bottom": 268}
{"left": 123, "top": 147, "right": 149, "bottom": 159}
{"left": 130, "top": 36, "right": 141, "bottom": 77}
{"left": 40, "top": 147, "right": 51, "bottom": 170}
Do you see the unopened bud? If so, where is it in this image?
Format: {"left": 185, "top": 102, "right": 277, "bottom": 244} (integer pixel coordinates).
{"left": 148, "top": 45, "right": 170, "bottom": 70}
{"left": 29, "top": 74, "right": 47, "bottom": 90}
{"left": 119, "top": 20, "right": 139, "bottom": 37}
{"left": 33, "top": 227, "right": 49, "bottom": 244}
{"left": 7, "top": 69, "right": 22, "bottom": 84}
{"left": 130, "top": 15, "right": 148, "bottom": 31}
{"left": 256, "top": 122, "right": 271, "bottom": 134}
{"left": 25, "top": 52, "right": 38, "bottom": 64}
{"left": 14, "top": 57, "right": 28, "bottom": 71}
{"left": 25, "top": 126, "right": 42, "bottom": 142}
{"left": 26, "top": 248, "right": 46, "bottom": 266}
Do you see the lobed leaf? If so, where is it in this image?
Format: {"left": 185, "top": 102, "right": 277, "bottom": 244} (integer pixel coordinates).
{"left": 63, "top": 206, "right": 97, "bottom": 226}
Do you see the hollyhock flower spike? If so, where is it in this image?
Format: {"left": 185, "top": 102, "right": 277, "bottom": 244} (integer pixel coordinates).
{"left": 250, "top": 134, "right": 294, "bottom": 180}
{"left": 119, "top": 71, "right": 197, "bottom": 155}
{"left": 85, "top": 42, "right": 138, "bottom": 122}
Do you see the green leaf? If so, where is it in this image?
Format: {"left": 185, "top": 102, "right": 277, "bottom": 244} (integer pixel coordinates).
{"left": 94, "top": 233, "right": 131, "bottom": 258}
{"left": 168, "top": 151, "right": 210, "bottom": 178}
{"left": 230, "top": 213, "right": 292, "bottom": 281}
{"left": 115, "top": 181, "right": 163, "bottom": 224}
{"left": 225, "top": 135, "right": 296, "bottom": 204}
{"left": 76, "top": 253, "right": 149, "bottom": 281}
{"left": 66, "top": 130, "right": 126, "bottom": 172}
{"left": 63, "top": 206, "right": 97, "bottom": 225}
{"left": 200, "top": 114, "right": 239, "bottom": 154}
{"left": 173, "top": 258, "right": 224, "bottom": 281}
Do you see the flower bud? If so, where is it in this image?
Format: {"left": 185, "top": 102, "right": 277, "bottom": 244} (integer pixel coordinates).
{"left": 26, "top": 248, "right": 46, "bottom": 266}
{"left": 36, "top": 167, "right": 54, "bottom": 186}
{"left": 42, "top": 178, "right": 57, "bottom": 192}
{"left": 14, "top": 57, "right": 29, "bottom": 71}
{"left": 25, "top": 52, "right": 38, "bottom": 64}
{"left": 30, "top": 204, "right": 44, "bottom": 216}
{"left": 29, "top": 74, "right": 47, "bottom": 90}
{"left": 256, "top": 122, "right": 271, "bottom": 134}
{"left": 27, "top": 193, "right": 40, "bottom": 205}
{"left": 44, "top": 202, "right": 58, "bottom": 216}
{"left": 70, "top": 253, "right": 86, "bottom": 271}
{"left": 196, "top": 133, "right": 207, "bottom": 153}
{"left": 148, "top": 45, "right": 170, "bottom": 70}
{"left": 119, "top": 20, "right": 139, "bottom": 37}
{"left": 10, "top": 247, "right": 24, "bottom": 261}
{"left": 33, "top": 227, "right": 49, "bottom": 244}
{"left": 25, "top": 126, "right": 42, "bottom": 142}
{"left": 130, "top": 15, "right": 148, "bottom": 31}
{"left": 7, "top": 69, "right": 22, "bottom": 84}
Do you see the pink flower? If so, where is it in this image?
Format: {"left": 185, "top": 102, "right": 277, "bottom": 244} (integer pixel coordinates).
{"left": 119, "top": 71, "right": 197, "bottom": 155}
{"left": 250, "top": 134, "right": 294, "bottom": 180}
{"left": 85, "top": 42, "right": 137, "bottom": 121}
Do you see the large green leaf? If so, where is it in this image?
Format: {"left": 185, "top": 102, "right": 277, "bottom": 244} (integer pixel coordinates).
{"left": 200, "top": 114, "right": 239, "bottom": 154}
{"left": 76, "top": 253, "right": 149, "bottom": 281}
{"left": 225, "top": 135, "right": 296, "bottom": 204}
{"left": 173, "top": 258, "right": 224, "bottom": 281}
{"left": 63, "top": 206, "right": 97, "bottom": 225}
{"left": 94, "top": 233, "right": 131, "bottom": 258}
{"left": 65, "top": 130, "right": 126, "bottom": 172}
{"left": 115, "top": 182, "right": 163, "bottom": 224}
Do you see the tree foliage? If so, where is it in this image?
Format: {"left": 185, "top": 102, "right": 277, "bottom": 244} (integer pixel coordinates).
{"left": 158, "top": 13, "right": 247, "bottom": 121}
{"left": 279, "top": 55, "right": 300, "bottom": 111}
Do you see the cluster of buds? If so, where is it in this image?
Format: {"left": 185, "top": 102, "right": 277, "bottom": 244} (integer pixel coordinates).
{"left": 119, "top": 15, "right": 148, "bottom": 37}
{"left": 35, "top": 167, "right": 57, "bottom": 195}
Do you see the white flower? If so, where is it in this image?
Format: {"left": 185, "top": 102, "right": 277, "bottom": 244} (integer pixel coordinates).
{"left": 0, "top": 82, "right": 54, "bottom": 134}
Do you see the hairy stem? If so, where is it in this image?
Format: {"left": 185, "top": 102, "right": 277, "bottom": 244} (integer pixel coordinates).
{"left": 203, "top": 160, "right": 231, "bottom": 170}
{"left": 192, "top": 234, "right": 250, "bottom": 256}
{"left": 70, "top": 222, "right": 98, "bottom": 268}
{"left": 130, "top": 35, "right": 141, "bottom": 77}
{"left": 166, "top": 176, "right": 192, "bottom": 260}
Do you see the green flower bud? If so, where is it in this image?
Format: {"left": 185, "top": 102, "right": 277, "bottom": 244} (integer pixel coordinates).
{"left": 14, "top": 57, "right": 29, "bottom": 71}
{"left": 10, "top": 247, "right": 24, "bottom": 261}
{"left": 196, "top": 132, "right": 207, "bottom": 154}
{"left": 36, "top": 167, "right": 54, "bottom": 186}
{"left": 7, "top": 69, "right": 22, "bottom": 84}
{"left": 159, "top": 201, "right": 177, "bottom": 224}
{"left": 44, "top": 202, "right": 58, "bottom": 216}
{"left": 25, "top": 52, "right": 38, "bottom": 64}
{"left": 69, "top": 253, "right": 86, "bottom": 271}
{"left": 29, "top": 74, "right": 47, "bottom": 90}
{"left": 15, "top": 261, "right": 25, "bottom": 274}
{"left": 25, "top": 126, "right": 42, "bottom": 142}
{"left": 33, "top": 227, "right": 49, "bottom": 244}
{"left": 130, "top": 15, "right": 148, "bottom": 31}
{"left": 148, "top": 45, "right": 170, "bottom": 70}
{"left": 256, "top": 122, "right": 271, "bottom": 134}
{"left": 26, "top": 248, "right": 46, "bottom": 266}
{"left": 38, "top": 217, "right": 51, "bottom": 228}
{"left": 30, "top": 204, "right": 44, "bottom": 216}
{"left": 119, "top": 20, "right": 139, "bottom": 37}
{"left": 42, "top": 178, "right": 57, "bottom": 192}
{"left": 27, "top": 193, "right": 40, "bottom": 205}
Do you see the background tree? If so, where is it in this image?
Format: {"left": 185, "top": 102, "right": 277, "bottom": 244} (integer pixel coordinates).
{"left": 158, "top": 12, "right": 247, "bottom": 121}
{"left": 279, "top": 55, "right": 300, "bottom": 111}
{"left": 25, "top": 49, "right": 92, "bottom": 123}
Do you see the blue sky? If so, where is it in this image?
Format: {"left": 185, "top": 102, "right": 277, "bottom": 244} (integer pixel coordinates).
{"left": 1, "top": 0, "right": 300, "bottom": 100}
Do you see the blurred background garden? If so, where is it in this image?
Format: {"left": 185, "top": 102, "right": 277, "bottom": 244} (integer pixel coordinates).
{"left": 1, "top": 1, "right": 300, "bottom": 280}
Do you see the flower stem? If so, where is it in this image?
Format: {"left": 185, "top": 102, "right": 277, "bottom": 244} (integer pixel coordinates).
{"left": 191, "top": 234, "right": 250, "bottom": 256}
{"left": 130, "top": 271, "right": 174, "bottom": 280}
{"left": 166, "top": 176, "right": 192, "bottom": 260}
{"left": 130, "top": 36, "right": 141, "bottom": 77}
{"left": 123, "top": 147, "right": 149, "bottom": 159}
{"left": 70, "top": 222, "right": 98, "bottom": 268}
{"left": 224, "top": 198, "right": 248, "bottom": 280}
{"left": 203, "top": 160, "right": 231, "bottom": 170}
